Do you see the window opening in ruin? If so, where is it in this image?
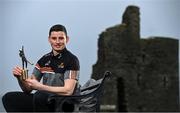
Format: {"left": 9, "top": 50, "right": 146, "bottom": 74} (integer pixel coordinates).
{"left": 137, "top": 73, "right": 141, "bottom": 87}
{"left": 163, "top": 76, "right": 168, "bottom": 88}
{"left": 117, "top": 77, "right": 127, "bottom": 112}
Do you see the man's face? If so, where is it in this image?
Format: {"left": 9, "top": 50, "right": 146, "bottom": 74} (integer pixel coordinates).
{"left": 48, "top": 31, "right": 69, "bottom": 52}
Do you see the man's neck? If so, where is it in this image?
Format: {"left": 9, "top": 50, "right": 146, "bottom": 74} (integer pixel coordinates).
{"left": 52, "top": 48, "right": 66, "bottom": 56}
{"left": 52, "top": 50, "right": 60, "bottom": 56}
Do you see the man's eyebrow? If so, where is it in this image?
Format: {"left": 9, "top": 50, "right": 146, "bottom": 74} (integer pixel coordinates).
{"left": 58, "top": 36, "right": 65, "bottom": 38}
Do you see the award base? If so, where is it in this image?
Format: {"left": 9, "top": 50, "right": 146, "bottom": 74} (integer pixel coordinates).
{"left": 21, "top": 69, "right": 28, "bottom": 80}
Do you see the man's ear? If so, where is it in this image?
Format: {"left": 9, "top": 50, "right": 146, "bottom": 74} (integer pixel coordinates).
{"left": 66, "top": 36, "right": 69, "bottom": 43}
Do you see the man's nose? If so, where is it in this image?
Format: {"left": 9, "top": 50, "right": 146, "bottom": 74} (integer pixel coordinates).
{"left": 56, "top": 39, "right": 61, "bottom": 43}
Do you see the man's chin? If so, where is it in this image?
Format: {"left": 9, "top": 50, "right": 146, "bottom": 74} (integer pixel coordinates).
{"left": 54, "top": 48, "right": 64, "bottom": 52}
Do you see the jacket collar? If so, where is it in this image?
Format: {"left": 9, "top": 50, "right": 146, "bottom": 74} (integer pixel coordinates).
{"left": 50, "top": 48, "right": 67, "bottom": 59}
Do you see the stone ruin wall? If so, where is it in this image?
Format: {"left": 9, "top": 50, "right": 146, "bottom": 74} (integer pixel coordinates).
{"left": 91, "top": 6, "right": 179, "bottom": 112}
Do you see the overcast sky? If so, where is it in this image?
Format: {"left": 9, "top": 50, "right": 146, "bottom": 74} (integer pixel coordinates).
{"left": 0, "top": 0, "right": 179, "bottom": 102}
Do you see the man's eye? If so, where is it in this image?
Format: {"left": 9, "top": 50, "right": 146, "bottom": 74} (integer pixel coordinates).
{"left": 52, "top": 37, "right": 56, "bottom": 40}
{"left": 59, "top": 37, "right": 64, "bottom": 40}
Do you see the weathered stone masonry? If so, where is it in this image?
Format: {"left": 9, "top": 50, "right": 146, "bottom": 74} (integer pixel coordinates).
{"left": 92, "top": 5, "right": 179, "bottom": 112}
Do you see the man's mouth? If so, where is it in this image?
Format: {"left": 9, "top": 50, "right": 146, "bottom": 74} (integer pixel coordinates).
{"left": 54, "top": 45, "right": 61, "bottom": 47}
{"left": 54, "top": 45, "right": 63, "bottom": 48}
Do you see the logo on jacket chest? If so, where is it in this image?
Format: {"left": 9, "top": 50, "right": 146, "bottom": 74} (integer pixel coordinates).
{"left": 58, "top": 62, "right": 64, "bottom": 68}
{"left": 45, "top": 60, "right": 51, "bottom": 66}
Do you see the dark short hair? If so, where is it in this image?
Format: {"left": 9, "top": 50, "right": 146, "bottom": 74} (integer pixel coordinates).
{"left": 49, "top": 24, "right": 67, "bottom": 36}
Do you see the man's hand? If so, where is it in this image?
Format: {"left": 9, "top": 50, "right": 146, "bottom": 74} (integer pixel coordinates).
{"left": 12, "top": 66, "right": 23, "bottom": 77}
{"left": 13, "top": 66, "right": 33, "bottom": 93}
{"left": 26, "top": 78, "right": 43, "bottom": 90}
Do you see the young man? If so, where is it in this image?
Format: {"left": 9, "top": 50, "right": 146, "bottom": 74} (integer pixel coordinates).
{"left": 2, "top": 24, "right": 80, "bottom": 112}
